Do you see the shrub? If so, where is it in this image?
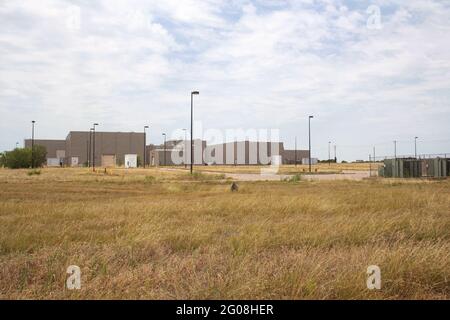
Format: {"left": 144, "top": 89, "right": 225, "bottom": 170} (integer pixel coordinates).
{"left": 27, "top": 169, "right": 41, "bottom": 176}
{"left": 1, "top": 146, "right": 47, "bottom": 169}
{"left": 289, "top": 174, "right": 302, "bottom": 183}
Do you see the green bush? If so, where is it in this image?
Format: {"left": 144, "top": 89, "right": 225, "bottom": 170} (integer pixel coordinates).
{"left": 27, "top": 169, "right": 41, "bottom": 176}
{"left": 1, "top": 146, "right": 47, "bottom": 169}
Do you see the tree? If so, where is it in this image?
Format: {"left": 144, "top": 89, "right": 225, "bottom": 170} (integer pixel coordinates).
{"left": 1, "top": 146, "right": 47, "bottom": 169}
{"left": 0, "top": 152, "right": 6, "bottom": 167}
{"left": 32, "top": 145, "right": 47, "bottom": 168}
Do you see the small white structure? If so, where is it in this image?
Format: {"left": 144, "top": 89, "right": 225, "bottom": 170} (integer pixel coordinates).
{"left": 71, "top": 157, "right": 79, "bottom": 167}
{"left": 125, "top": 154, "right": 138, "bottom": 168}
{"left": 47, "top": 158, "right": 60, "bottom": 167}
{"left": 302, "top": 158, "right": 318, "bottom": 165}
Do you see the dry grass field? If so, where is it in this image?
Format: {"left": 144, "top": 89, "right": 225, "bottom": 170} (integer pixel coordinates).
{"left": 0, "top": 166, "right": 449, "bottom": 299}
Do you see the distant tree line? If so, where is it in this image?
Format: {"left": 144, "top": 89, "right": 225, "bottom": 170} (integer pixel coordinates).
{"left": 0, "top": 146, "right": 47, "bottom": 169}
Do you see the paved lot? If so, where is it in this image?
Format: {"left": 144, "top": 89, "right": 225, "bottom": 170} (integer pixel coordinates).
{"left": 161, "top": 168, "right": 374, "bottom": 181}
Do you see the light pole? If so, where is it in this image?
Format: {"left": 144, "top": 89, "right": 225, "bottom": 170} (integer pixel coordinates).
{"left": 295, "top": 136, "right": 297, "bottom": 167}
{"left": 88, "top": 128, "right": 93, "bottom": 168}
{"left": 162, "top": 133, "right": 166, "bottom": 166}
{"left": 31, "top": 120, "right": 35, "bottom": 168}
{"left": 414, "top": 137, "right": 418, "bottom": 159}
{"left": 308, "top": 116, "right": 313, "bottom": 173}
{"left": 92, "top": 123, "right": 98, "bottom": 171}
{"left": 190, "top": 91, "right": 199, "bottom": 174}
{"left": 183, "top": 128, "right": 187, "bottom": 169}
{"left": 334, "top": 145, "right": 337, "bottom": 163}
{"left": 144, "top": 125, "right": 149, "bottom": 168}
{"left": 328, "top": 141, "right": 331, "bottom": 166}
{"left": 394, "top": 140, "right": 397, "bottom": 159}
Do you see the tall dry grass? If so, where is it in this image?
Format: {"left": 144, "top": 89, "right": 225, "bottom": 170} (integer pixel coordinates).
{"left": 0, "top": 167, "right": 448, "bottom": 299}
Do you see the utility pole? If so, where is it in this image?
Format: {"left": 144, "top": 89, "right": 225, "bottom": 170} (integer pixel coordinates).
{"left": 31, "top": 120, "right": 35, "bottom": 168}
{"left": 308, "top": 115, "right": 314, "bottom": 173}
{"left": 190, "top": 91, "right": 199, "bottom": 174}
{"left": 295, "top": 136, "right": 297, "bottom": 167}
{"left": 92, "top": 123, "right": 98, "bottom": 171}
{"left": 334, "top": 145, "right": 337, "bottom": 163}
{"left": 183, "top": 129, "right": 187, "bottom": 169}
{"left": 143, "top": 125, "right": 149, "bottom": 168}
{"left": 162, "top": 133, "right": 166, "bottom": 166}
{"left": 88, "top": 128, "right": 93, "bottom": 168}
{"left": 328, "top": 141, "right": 331, "bottom": 166}
{"left": 414, "top": 137, "right": 418, "bottom": 159}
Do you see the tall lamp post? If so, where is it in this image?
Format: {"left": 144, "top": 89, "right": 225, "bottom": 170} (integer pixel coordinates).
{"left": 183, "top": 128, "right": 187, "bottom": 169}
{"left": 334, "top": 145, "right": 337, "bottom": 163}
{"left": 414, "top": 136, "right": 418, "bottom": 159}
{"left": 92, "top": 123, "right": 98, "bottom": 171}
{"left": 162, "top": 133, "right": 167, "bottom": 166}
{"left": 295, "top": 136, "right": 297, "bottom": 167}
{"left": 144, "top": 125, "right": 149, "bottom": 168}
{"left": 88, "top": 128, "right": 93, "bottom": 168}
{"left": 308, "top": 116, "right": 314, "bottom": 173}
{"left": 190, "top": 91, "right": 199, "bottom": 174}
{"left": 31, "top": 120, "right": 35, "bottom": 168}
{"left": 328, "top": 141, "right": 331, "bottom": 166}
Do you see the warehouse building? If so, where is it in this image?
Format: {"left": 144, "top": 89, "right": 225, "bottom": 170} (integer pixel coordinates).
{"left": 25, "top": 132, "right": 310, "bottom": 168}
{"left": 24, "top": 139, "right": 66, "bottom": 167}
{"left": 149, "top": 140, "right": 309, "bottom": 166}
{"left": 25, "top": 131, "right": 145, "bottom": 167}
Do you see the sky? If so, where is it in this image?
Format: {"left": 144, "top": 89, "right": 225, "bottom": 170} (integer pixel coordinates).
{"left": 1, "top": 0, "right": 449, "bottom": 161}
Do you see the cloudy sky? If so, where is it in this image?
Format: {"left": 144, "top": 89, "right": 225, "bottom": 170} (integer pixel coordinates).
{"left": 1, "top": 0, "right": 449, "bottom": 160}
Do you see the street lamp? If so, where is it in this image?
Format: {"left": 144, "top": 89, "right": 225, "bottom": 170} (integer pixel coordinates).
{"left": 308, "top": 116, "right": 313, "bottom": 173}
{"left": 144, "top": 125, "right": 149, "bottom": 168}
{"left": 295, "top": 136, "right": 297, "bottom": 167}
{"left": 190, "top": 91, "right": 199, "bottom": 174}
{"left": 88, "top": 128, "right": 93, "bottom": 168}
{"left": 92, "top": 123, "right": 99, "bottom": 171}
{"left": 328, "top": 141, "right": 331, "bottom": 166}
{"left": 31, "top": 120, "right": 35, "bottom": 168}
{"left": 414, "top": 137, "right": 418, "bottom": 159}
{"left": 162, "top": 133, "right": 167, "bottom": 166}
{"left": 183, "top": 128, "right": 187, "bottom": 169}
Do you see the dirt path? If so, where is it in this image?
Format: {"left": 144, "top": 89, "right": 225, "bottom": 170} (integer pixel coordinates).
{"left": 159, "top": 168, "right": 373, "bottom": 181}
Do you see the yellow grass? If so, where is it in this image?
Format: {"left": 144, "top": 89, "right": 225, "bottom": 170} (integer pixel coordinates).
{"left": 171, "top": 163, "right": 383, "bottom": 174}
{"left": 0, "top": 166, "right": 449, "bottom": 299}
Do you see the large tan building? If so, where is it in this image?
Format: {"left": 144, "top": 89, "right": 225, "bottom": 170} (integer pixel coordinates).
{"left": 26, "top": 131, "right": 145, "bottom": 167}
{"left": 25, "top": 133, "right": 309, "bottom": 167}
{"left": 149, "top": 140, "right": 309, "bottom": 166}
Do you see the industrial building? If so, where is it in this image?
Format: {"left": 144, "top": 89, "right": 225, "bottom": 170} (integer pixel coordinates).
{"left": 25, "top": 132, "right": 310, "bottom": 168}
{"left": 379, "top": 158, "right": 450, "bottom": 178}
{"left": 25, "top": 131, "right": 145, "bottom": 167}
{"left": 149, "top": 140, "right": 309, "bottom": 166}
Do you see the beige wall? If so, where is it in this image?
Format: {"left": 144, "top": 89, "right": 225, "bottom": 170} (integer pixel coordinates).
{"left": 66, "top": 131, "right": 145, "bottom": 167}
{"left": 24, "top": 139, "right": 66, "bottom": 159}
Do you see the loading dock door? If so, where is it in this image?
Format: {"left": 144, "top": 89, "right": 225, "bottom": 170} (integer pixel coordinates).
{"left": 101, "top": 155, "right": 116, "bottom": 167}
